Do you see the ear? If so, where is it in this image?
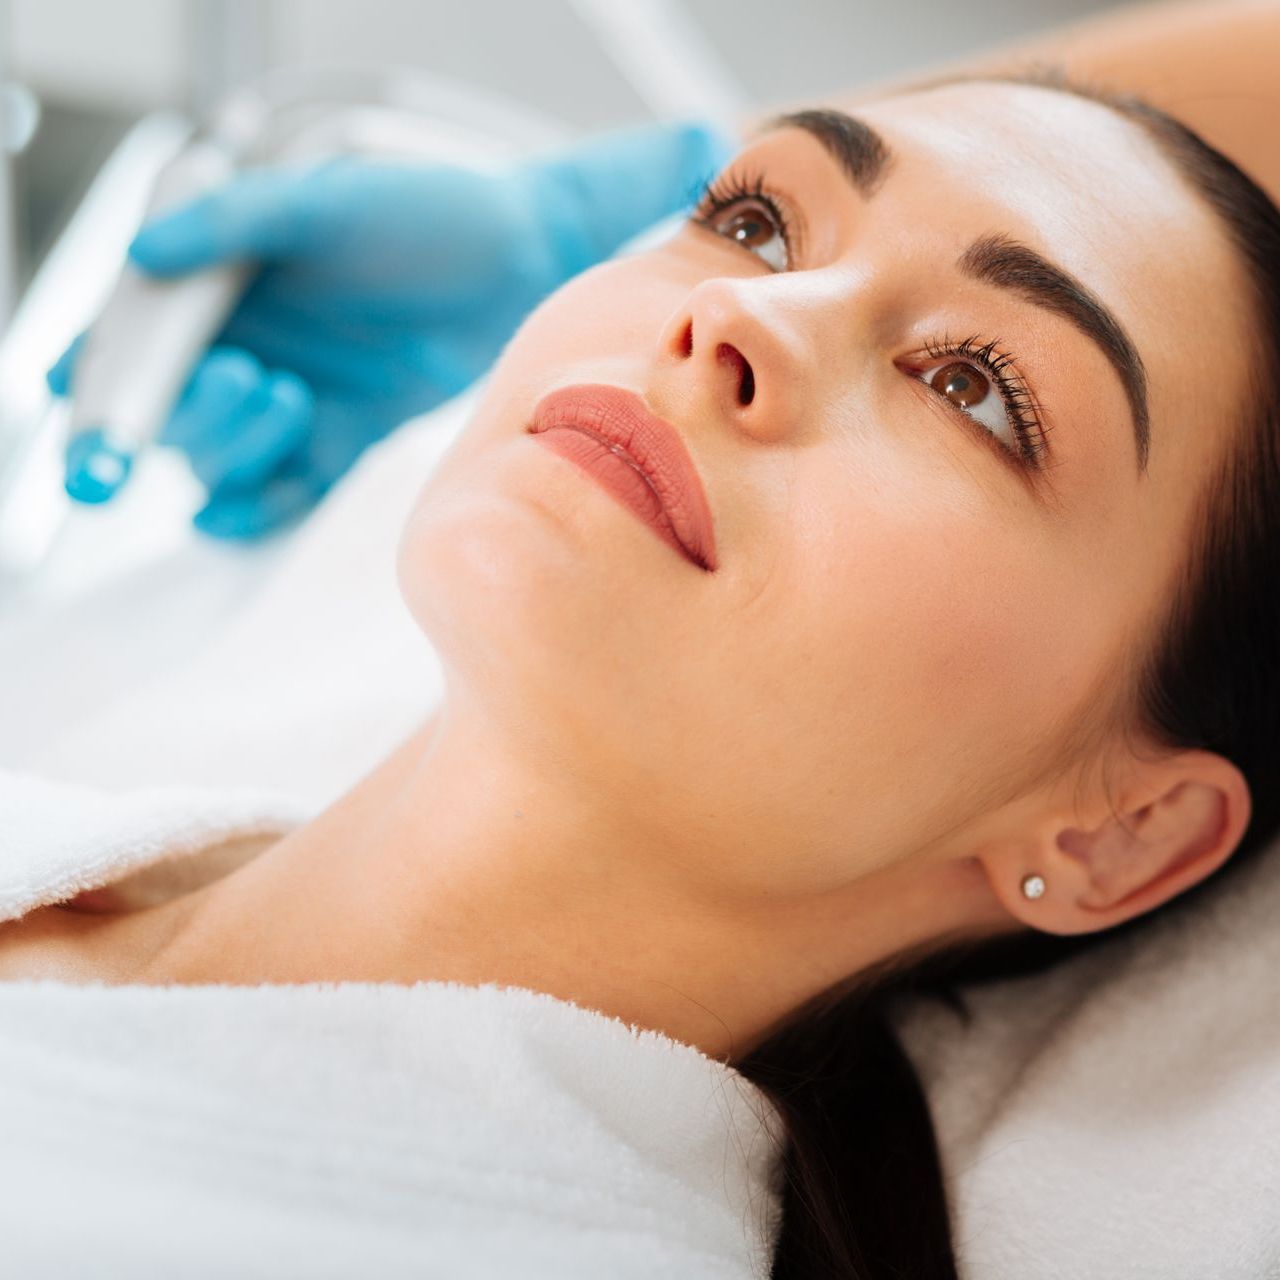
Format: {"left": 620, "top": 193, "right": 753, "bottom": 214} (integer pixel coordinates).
{"left": 982, "top": 747, "right": 1252, "bottom": 937}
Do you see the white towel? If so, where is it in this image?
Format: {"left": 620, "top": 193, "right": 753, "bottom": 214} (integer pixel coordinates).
{"left": 0, "top": 766, "right": 304, "bottom": 918}
{"left": 0, "top": 766, "right": 786, "bottom": 1279}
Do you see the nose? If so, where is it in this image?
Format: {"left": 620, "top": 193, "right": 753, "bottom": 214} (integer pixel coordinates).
{"left": 654, "top": 277, "right": 815, "bottom": 444}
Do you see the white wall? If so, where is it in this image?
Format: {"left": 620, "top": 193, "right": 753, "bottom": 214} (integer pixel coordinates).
{"left": 6, "top": 0, "right": 1123, "bottom": 128}
{"left": 9, "top": 0, "right": 187, "bottom": 107}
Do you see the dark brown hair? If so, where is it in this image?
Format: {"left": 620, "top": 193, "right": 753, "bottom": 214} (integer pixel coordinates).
{"left": 732, "top": 69, "right": 1280, "bottom": 1278}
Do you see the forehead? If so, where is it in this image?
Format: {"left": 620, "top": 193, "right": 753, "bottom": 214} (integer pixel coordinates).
{"left": 853, "top": 82, "right": 1211, "bottom": 314}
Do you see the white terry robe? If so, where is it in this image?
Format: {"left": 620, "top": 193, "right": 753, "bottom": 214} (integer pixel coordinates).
{"left": 0, "top": 766, "right": 787, "bottom": 1280}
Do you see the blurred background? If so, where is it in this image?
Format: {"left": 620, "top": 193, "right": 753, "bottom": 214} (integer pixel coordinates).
{"left": 1, "top": 0, "right": 1120, "bottom": 320}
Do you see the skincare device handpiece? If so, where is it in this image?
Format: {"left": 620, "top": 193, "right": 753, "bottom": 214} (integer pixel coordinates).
{"left": 63, "top": 136, "right": 252, "bottom": 503}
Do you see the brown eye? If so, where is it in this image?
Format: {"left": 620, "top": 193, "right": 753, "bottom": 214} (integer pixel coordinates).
{"left": 912, "top": 339, "right": 1044, "bottom": 466}
{"left": 929, "top": 362, "right": 989, "bottom": 408}
{"left": 698, "top": 192, "right": 790, "bottom": 271}
{"left": 718, "top": 202, "right": 775, "bottom": 250}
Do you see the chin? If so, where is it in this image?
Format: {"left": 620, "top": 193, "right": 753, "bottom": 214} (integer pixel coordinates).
{"left": 392, "top": 450, "right": 630, "bottom": 717}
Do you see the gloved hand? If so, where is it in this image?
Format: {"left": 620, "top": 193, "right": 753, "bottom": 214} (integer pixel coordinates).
{"left": 47, "top": 118, "right": 738, "bottom": 539}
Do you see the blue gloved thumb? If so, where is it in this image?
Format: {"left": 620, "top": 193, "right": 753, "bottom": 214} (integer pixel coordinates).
{"left": 525, "top": 118, "right": 741, "bottom": 281}
{"left": 128, "top": 168, "right": 322, "bottom": 276}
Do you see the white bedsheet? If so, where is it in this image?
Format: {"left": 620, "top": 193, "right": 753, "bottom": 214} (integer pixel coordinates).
{"left": 0, "top": 377, "right": 472, "bottom": 806}
{"left": 891, "top": 843, "right": 1280, "bottom": 1277}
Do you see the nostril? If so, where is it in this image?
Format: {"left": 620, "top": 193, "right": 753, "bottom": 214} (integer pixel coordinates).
{"left": 677, "top": 319, "right": 693, "bottom": 358}
{"left": 716, "top": 342, "right": 755, "bottom": 406}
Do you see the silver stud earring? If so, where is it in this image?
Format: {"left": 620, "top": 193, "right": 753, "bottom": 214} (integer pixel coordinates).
{"left": 1021, "top": 873, "right": 1047, "bottom": 900}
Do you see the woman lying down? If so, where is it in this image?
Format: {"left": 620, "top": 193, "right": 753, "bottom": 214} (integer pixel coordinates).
{"left": 3, "top": 4, "right": 1280, "bottom": 1277}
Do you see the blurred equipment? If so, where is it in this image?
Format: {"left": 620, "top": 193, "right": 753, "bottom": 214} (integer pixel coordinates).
{"left": 0, "top": 67, "right": 574, "bottom": 588}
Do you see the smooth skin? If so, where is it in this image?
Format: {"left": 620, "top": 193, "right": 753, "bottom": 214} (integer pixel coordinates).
{"left": 1, "top": 72, "right": 1258, "bottom": 1063}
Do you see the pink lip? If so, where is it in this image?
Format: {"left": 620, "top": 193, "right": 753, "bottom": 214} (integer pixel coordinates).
{"left": 526, "top": 383, "right": 718, "bottom": 572}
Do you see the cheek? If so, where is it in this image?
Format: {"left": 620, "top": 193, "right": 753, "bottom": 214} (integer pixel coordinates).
{"left": 500, "top": 259, "right": 671, "bottom": 384}
{"left": 789, "top": 451, "right": 1114, "bottom": 811}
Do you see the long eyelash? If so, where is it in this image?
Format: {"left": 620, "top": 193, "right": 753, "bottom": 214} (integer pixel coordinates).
{"left": 685, "top": 167, "right": 798, "bottom": 268}
{"left": 923, "top": 333, "right": 1052, "bottom": 468}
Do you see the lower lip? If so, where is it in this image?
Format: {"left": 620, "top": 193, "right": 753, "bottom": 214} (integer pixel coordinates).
{"left": 531, "top": 427, "right": 700, "bottom": 567}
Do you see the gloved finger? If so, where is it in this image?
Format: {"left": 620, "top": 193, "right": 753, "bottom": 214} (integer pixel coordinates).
{"left": 128, "top": 167, "right": 326, "bottom": 277}
{"left": 158, "top": 347, "right": 266, "bottom": 455}
{"left": 46, "top": 332, "right": 88, "bottom": 398}
{"left": 192, "top": 370, "right": 314, "bottom": 492}
{"left": 528, "top": 118, "right": 740, "bottom": 277}
{"left": 193, "top": 462, "right": 328, "bottom": 541}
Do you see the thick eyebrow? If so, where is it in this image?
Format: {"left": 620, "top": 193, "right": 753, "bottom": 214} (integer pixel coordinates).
{"left": 756, "top": 107, "right": 893, "bottom": 197}
{"left": 754, "top": 106, "right": 1151, "bottom": 474}
{"left": 959, "top": 233, "right": 1150, "bottom": 473}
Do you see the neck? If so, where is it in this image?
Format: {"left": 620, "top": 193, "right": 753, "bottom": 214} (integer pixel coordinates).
{"left": 131, "top": 697, "right": 999, "bottom": 1062}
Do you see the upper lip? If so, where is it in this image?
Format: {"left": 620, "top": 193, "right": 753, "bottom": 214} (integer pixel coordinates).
{"left": 526, "top": 383, "right": 718, "bottom": 571}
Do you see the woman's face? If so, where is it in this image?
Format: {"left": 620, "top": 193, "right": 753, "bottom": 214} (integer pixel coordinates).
{"left": 397, "top": 81, "right": 1251, "bottom": 899}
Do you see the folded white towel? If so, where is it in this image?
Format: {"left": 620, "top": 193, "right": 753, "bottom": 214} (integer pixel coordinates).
{"left": 0, "top": 766, "right": 785, "bottom": 1279}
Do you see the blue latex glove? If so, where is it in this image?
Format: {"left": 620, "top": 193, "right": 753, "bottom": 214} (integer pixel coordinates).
{"left": 48, "top": 118, "right": 738, "bottom": 539}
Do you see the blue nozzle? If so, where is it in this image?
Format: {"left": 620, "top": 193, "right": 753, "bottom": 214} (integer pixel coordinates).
{"left": 64, "top": 428, "right": 134, "bottom": 504}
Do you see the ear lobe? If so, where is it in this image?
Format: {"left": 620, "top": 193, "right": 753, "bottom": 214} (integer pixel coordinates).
{"left": 989, "top": 750, "right": 1252, "bottom": 937}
